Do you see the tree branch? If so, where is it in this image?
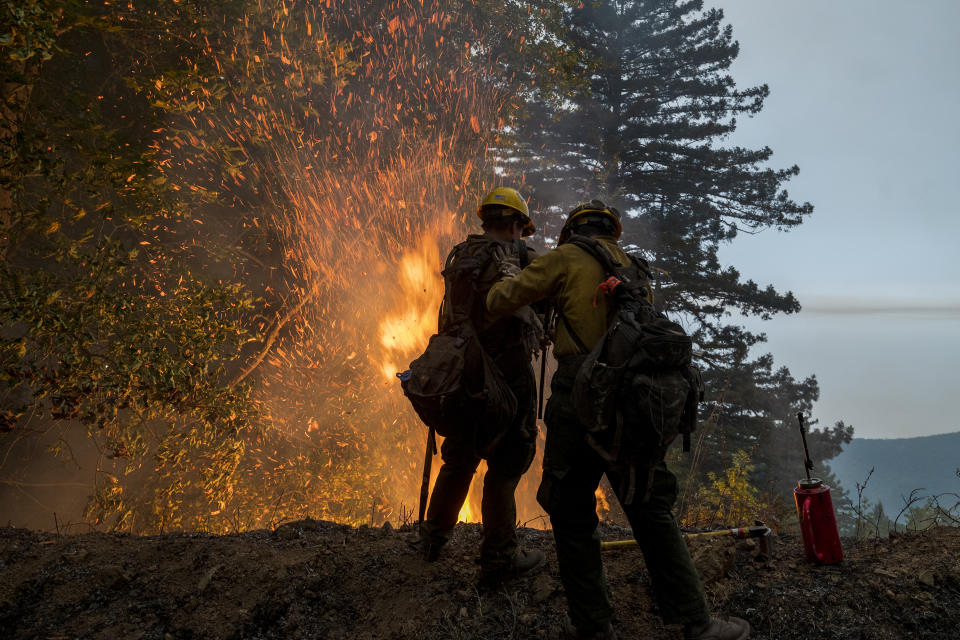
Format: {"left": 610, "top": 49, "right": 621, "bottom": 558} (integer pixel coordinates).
{"left": 228, "top": 287, "right": 317, "bottom": 388}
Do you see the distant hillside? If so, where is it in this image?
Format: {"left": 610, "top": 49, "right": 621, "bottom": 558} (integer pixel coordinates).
{"left": 829, "top": 431, "right": 960, "bottom": 514}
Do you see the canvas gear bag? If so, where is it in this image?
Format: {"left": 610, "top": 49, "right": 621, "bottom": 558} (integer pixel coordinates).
{"left": 560, "top": 235, "right": 703, "bottom": 504}
{"left": 398, "top": 237, "right": 524, "bottom": 457}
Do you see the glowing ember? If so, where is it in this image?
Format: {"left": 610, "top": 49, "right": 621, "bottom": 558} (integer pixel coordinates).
{"left": 138, "top": 0, "right": 567, "bottom": 530}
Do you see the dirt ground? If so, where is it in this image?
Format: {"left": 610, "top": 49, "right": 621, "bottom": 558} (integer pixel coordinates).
{"left": 1, "top": 520, "right": 958, "bottom": 639}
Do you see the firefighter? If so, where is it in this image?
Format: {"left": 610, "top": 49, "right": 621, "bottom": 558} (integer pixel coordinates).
{"left": 419, "top": 187, "right": 545, "bottom": 583}
{"left": 485, "top": 201, "right": 750, "bottom": 640}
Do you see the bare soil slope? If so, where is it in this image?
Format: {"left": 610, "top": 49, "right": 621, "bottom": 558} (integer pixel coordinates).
{"left": 1, "top": 521, "right": 958, "bottom": 639}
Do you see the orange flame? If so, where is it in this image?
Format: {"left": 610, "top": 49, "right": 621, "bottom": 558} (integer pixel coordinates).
{"left": 144, "top": 0, "right": 562, "bottom": 530}
{"left": 377, "top": 237, "right": 445, "bottom": 380}
{"left": 458, "top": 500, "right": 476, "bottom": 523}
{"left": 596, "top": 485, "right": 611, "bottom": 520}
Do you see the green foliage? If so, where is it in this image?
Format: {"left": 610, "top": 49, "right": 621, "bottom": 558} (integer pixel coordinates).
{"left": 894, "top": 486, "right": 959, "bottom": 535}
{"left": 0, "top": 0, "right": 268, "bottom": 532}
{"left": 684, "top": 449, "right": 768, "bottom": 527}
{"left": 903, "top": 499, "right": 939, "bottom": 532}
{"left": 0, "top": 0, "right": 61, "bottom": 62}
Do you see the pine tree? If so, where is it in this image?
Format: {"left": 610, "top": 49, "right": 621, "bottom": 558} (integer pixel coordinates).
{"left": 501, "top": 0, "right": 848, "bottom": 494}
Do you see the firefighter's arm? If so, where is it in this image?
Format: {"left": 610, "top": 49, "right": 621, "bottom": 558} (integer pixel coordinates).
{"left": 485, "top": 249, "right": 565, "bottom": 319}
{"left": 520, "top": 246, "right": 550, "bottom": 318}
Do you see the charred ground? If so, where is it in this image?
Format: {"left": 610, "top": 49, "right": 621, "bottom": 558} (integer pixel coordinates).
{"left": 1, "top": 522, "right": 958, "bottom": 639}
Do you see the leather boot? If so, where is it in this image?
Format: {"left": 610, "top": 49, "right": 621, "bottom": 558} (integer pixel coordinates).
{"left": 683, "top": 616, "right": 750, "bottom": 640}
{"left": 479, "top": 547, "right": 545, "bottom": 586}
{"left": 414, "top": 536, "right": 444, "bottom": 562}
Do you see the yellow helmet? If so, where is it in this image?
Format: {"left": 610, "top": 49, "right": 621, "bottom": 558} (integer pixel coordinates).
{"left": 476, "top": 187, "right": 536, "bottom": 237}
{"left": 560, "top": 199, "right": 623, "bottom": 241}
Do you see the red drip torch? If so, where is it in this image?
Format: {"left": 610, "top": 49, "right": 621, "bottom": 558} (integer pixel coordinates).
{"left": 793, "top": 412, "right": 843, "bottom": 564}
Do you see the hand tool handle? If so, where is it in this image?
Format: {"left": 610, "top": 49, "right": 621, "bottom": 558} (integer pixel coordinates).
{"left": 418, "top": 426, "right": 437, "bottom": 523}
{"left": 797, "top": 412, "right": 813, "bottom": 480}
{"left": 537, "top": 347, "right": 547, "bottom": 420}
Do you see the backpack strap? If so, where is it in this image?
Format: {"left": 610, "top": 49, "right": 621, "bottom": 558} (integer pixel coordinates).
{"left": 440, "top": 240, "right": 495, "bottom": 332}
{"left": 438, "top": 245, "right": 461, "bottom": 330}
{"left": 442, "top": 237, "right": 525, "bottom": 334}
{"left": 567, "top": 234, "right": 652, "bottom": 304}
{"left": 518, "top": 239, "right": 531, "bottom": 268}
{"left": 565, "top": 235, "right": 621, "bottom": 277}
{"left": 555, "top": 306, "right": 590, "bottom": 354}
{"left": 553, "top": 235, "right": 622, "bottom": 355}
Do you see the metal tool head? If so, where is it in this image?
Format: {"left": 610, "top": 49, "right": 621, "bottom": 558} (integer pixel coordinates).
{"left": 753, "top": 519, "right": 772, "bottom": 561}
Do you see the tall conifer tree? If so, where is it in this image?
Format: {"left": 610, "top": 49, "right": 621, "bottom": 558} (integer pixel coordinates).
{"left": 504, "top": 0, "right": 851, "bottom": 494}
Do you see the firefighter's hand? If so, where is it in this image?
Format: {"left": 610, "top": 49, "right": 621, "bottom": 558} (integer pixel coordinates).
{"left": 514, "top": 305, "right": 542, "bottom": 331}
{"left": 498, "top": 261, "right": 521, "bottom": 279}
{"left": 514, "top": 306, "right": 544, "bottom": 356}
{"left": 491, "top": 244, "right": 521, "bottom": 279}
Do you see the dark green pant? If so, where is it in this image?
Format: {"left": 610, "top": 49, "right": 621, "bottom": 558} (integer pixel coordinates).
{"left": 421, "top": 352, "right": 536, "bottom": 568}
{"left": 538, "top": 364, "right": 709, "bottom": 634}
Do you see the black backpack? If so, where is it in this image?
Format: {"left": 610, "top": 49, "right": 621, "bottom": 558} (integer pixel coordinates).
{"left": 562, "top": 235, "right": 703, "bottom": 503}
{"left": 398, "top": 238, "right": 523, "bottom": 457}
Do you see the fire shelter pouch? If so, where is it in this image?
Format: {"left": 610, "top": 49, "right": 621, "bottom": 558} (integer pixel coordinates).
{"left": 400, "top": 329, "right": 517, "bottom": 457}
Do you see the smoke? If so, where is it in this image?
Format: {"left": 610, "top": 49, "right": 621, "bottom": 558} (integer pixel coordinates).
{"left": 140, "top": 0, "right": 523, "bottom": 529}
{"left": 801, "top": 296, "right": 960, "bottom": 318}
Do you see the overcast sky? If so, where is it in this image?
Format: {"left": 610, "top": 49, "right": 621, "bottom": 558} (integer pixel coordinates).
{"left": 713, "top": 1, "right": 960, "bottom": 438}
